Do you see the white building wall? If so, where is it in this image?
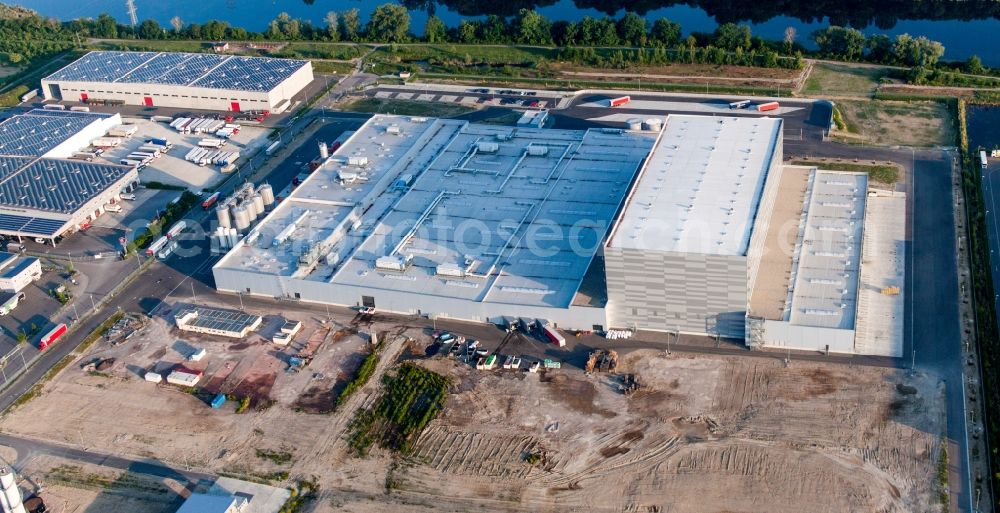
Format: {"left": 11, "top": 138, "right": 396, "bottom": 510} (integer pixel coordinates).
{"left": 213, "top": 267, "right": 608, "bottom": 331}
{"left": 42, "top": 80, "right": 272, "bottom": 111}
{"left": 0, "top": 258, "right": 40, "bottom": 292}
{"left": 605, "top": 247, "right": 747, "bottom": 337}
{"left": 755, "top": 319, "right": 856, "bottom": 354}
{"left": 267, "top": 61, "right": 314, "bottom": 111}
{"left": 41, "top": 113, "right": 122, "bottom": 159}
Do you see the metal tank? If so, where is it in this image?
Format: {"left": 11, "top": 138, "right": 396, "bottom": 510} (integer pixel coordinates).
{"left": 252, "top": 194, "right": 265, "bottom": 217}
{"left": 228, "top": 227, "right": 239, "bottom": 247}
{"left": 259, "top": 183, "right": 275, "bottom": 207}
{"left": 216, "top": 205, "right": 231, "bottom": 229}
{"left": 626, "top": 118, "right": 642, "bottom": 131}
{"left": 0, "top": 466, "right": 26, "bottom": 513}
{"left": 232, "top": 205, "right": 251, "bottom": 231}
{"left": 643, "top": 118, "right": 663, "bottom": 131}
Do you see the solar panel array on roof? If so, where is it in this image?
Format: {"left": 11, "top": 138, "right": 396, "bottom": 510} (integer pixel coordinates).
{"left": 118, "top": 52, "right": 225, "bottom": 85}
{"left": 0, "top": 213, "right": 65, "bottom": 237}
{"left": 0, "top": 157, "right": 133, "bottom": 214}
{"left": 46, "top": 51, "right": 308, "bottom": 92}
{"left": 0, "top": 110, "right": 111, "bottom": 157}
{"left": 182, "top": 307, "right": 260, "bottom": 333}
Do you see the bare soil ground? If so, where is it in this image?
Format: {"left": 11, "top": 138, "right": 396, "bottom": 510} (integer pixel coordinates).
{"left": 834, "top": 100, "right": 956, "bottom": 147}
{"left": 0, "top": 305, "right": 945, "bottom": 513}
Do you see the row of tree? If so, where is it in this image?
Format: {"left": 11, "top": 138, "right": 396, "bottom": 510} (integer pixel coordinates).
{"left": 0, "top": 2, "right": 985, "bottom": 79}
{"left": 810, "top": 26, "right": 946, "bottom": 68}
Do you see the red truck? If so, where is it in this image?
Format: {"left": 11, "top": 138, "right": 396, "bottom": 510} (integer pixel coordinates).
{"left": 39, "top": 323, "right": 67, "bottom": 351}
{"left": 609, "top": 96, "right": 631, "bottom": 107}
{"left": 202, "top": 192, "right": 221, "bottom": 210}
{"left": 755, "top": 101, "right": 780, "bottom": 112}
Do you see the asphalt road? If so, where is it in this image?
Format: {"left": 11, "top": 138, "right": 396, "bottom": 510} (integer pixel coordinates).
{"left": 0, "top": 432, "right": 212, "bottom": 487}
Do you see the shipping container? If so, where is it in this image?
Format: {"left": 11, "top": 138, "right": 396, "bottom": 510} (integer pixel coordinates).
{"left": 981, "top": 150, "right": 989, "bottom": 169}
{"left": 147, "top": 137, "right": 170, "bottom": 147}
{"left": 755, "top": 101, "right": 780, "bottom": 112}
{"left": 198, "top": 138, "right": 225, "bottom": 149}
{"left": 542, "top": 325, "right": 566, "bottom": 347}
{"left": 39, "top": 323, "right": 67, "bottom": 351}
{"left": 609, "top": 96, "right": 631, "bottom": 107}
{"left": 211, "top": 393, "right": 226, "bottom": 408}
{"left": 202, "top": 192, "right": 221, "bottom": 209}
{"left": 42, "top": 104, "right": 66, "bottom": 111}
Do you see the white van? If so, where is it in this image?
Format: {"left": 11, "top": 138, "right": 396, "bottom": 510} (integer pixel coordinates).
{"left": 105, "top": 204, "right": 122, "bottom": 213}
{"left": 119, "top": 193, "right": 136, "bottom": 201}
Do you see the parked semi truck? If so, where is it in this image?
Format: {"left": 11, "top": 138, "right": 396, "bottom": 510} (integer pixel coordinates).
{"left": 0, "top": 292, "right": 26, "bottom": 316}
{"left": 609, "top": 96, "right": 631, "bottom": 107}
{"left": 39, "top": 323, "right": 68, "bottom": 351}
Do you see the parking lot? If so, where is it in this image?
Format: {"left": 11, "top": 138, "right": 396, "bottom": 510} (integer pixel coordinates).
{"left": 96, "top": 117, "right": 272, "bottom": 190}
{"left": 372, "top": 86, "right": 557, "bottom": 110}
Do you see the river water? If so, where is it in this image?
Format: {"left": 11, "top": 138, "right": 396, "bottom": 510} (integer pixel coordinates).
{"left": 13, "top": 0, "right": 1000, "bottom": 65}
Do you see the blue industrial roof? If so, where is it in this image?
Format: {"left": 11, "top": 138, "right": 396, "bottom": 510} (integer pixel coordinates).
{"left": 46, "top": 51, "right": 308, "bottom": 92}
{"left": 0, "top": 110, "right": 113, "bottom": 157}
{"left": 0, "top": 251, "right": 16, "bottom": 268}
{"left": 0, "top": 157, "right": 133, "bottom": 214}
{"left": 1, "top": 257, "right": 37, "bottom": 279}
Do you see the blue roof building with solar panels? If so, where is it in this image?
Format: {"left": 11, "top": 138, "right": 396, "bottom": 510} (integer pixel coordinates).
{"left": 41, "top": 51, "right": 314, "bottom": 114}
{"left": 0, "top": 110, "right": 139, "bottom": 244}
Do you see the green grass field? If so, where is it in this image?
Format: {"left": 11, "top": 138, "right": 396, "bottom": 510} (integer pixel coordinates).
{"left": 803, "top": 63, "right": 888, "bottom": 97}
{"left": 790, "top": 160, "right": 900, "bottom": 184}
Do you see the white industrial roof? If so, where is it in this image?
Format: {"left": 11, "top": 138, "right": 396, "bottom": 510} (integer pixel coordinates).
{"left": 786, "top": 171, "right": 867, "bottom": 329}
{"left": 609, "top": 114, "right": 782, "bottom": 255}
{"left": 218, "top": 115, "right": 656, "bottom": 309}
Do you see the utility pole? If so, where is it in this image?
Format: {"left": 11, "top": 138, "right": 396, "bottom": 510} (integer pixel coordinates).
{"left": 125, "top": 0, "right": 138, "bottom": 27}
{"left": 190, "top": 281, "right": 197, "bottom": 303}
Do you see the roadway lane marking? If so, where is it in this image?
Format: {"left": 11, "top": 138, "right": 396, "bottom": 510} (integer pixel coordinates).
{"left": 578, "top": 99, "right": 803, "bottom": 116}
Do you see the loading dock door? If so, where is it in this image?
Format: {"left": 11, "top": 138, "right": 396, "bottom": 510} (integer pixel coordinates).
{"left": 143, "top": 96, "right": 153, "bottom": 107}
{"left": 361, "top": 296, "right": 375, "bottom": 308}
{"left": 230, "top": 102, "right": 240, "bottom": 112}
{"left": 46, "top": 83, "right": 62, "bottom": 100}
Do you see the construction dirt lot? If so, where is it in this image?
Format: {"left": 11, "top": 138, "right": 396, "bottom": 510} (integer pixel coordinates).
{"left": 0, "top": 306, "right": 946, "bottom": 513}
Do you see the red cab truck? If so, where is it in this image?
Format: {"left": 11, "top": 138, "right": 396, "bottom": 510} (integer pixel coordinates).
{"left": 39, "top": 323, "right": 67, "bottom": 351}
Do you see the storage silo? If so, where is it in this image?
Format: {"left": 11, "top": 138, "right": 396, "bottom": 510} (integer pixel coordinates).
{"left": 228, "top": 227, "right": 239, "bottom": 247}
{"left": 626, "top": 118, "right": 643, "bottom": 131}
{"left": 0, "top": 466, "right": 26, "bottom": 513}
{"left": 643, "top": 118, "right": 663, "bottom": 131}
{"left": 259, "top": 183, "right": 275, "bottom": 207}
{"left": 318, "top": 141, "right": 329, "bottom": 159}
{"left": 232, "top": 205, "right": 251, "bottom": 230}
{"left": 252, "top": 194, "right": 265, "bottom": 217}
{"left": 216, "top": 205, "right": 231, "bottom": 229}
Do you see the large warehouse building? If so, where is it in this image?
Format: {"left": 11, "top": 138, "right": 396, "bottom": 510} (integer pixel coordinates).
{"left": 212, "top": 114, "right": 904, "bottom": 356}
{"left": 0, "top": 110, "right": 138, "bottom": 243}
{"left": 41, "top": 51, "right": 313, "bottom": 113}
